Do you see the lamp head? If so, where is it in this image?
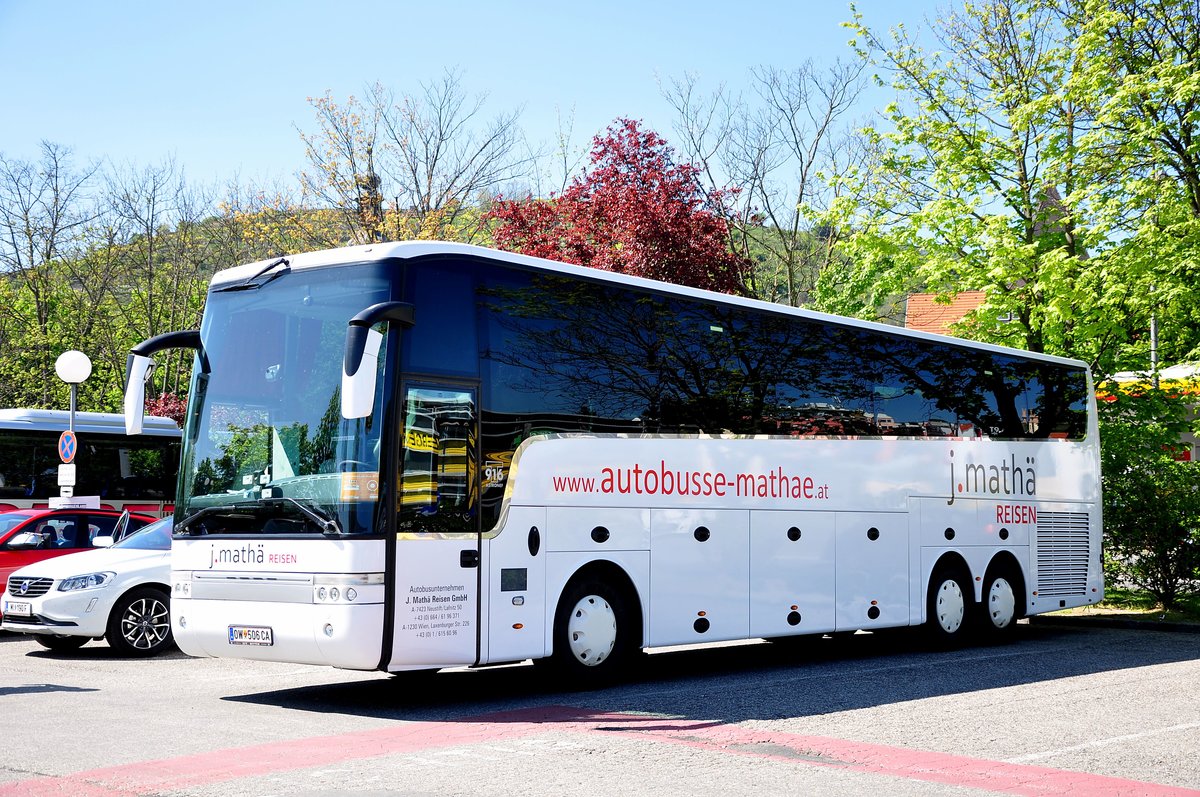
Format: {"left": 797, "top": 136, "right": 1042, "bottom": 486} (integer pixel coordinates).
{"left": 55, "top": 350, "right": 92, "bottom": 384}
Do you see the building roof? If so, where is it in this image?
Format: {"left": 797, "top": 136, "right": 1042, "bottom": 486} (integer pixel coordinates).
{"left": 904, "top": 291, "right": 987, "bottom": 335}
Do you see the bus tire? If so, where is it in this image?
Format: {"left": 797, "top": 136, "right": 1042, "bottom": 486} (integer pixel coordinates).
{"left": 979, "top": 568, "right": 1021, "bottom": 639}
{"left": 34, "top": 634, "right": 88, "bottom": 652}
{"left": 106, "top": 587, "right": 174, "bottom": 657}
{"left": 925, "top": 565, "right": 972, "bottom": 644}
{"left": 548, "top": 578, "right": 636, "bottom": 685}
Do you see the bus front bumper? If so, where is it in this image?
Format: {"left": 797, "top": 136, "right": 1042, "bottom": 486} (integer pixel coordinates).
{"left": 172, "top": 597, "right": 385, "bottom": 670}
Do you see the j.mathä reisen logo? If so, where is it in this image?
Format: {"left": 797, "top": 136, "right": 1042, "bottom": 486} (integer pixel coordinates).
{"left": 947, "top": 449, "right": 1037, "bottom": 505}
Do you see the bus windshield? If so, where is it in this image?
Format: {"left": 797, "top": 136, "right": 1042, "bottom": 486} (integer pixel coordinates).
{"left": 179, "top": 264, "right": 393, "bottom": 535}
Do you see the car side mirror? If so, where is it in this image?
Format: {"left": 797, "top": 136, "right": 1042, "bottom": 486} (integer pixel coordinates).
{"left": 112, "top": 510, "right": 131, "bottom": 542}
{"left": 92, "top": 536, "right": 114, "bottom": 548}
{"left": 7, "top": 531, "right": 42, "bottom": 550}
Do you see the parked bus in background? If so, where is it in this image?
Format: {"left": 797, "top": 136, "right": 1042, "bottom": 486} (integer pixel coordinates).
{"left": 124, "top": 242, "right": 1103, "bottom": 683}
{"left": 0, "top": 409, "right": 179, "bottom": 517}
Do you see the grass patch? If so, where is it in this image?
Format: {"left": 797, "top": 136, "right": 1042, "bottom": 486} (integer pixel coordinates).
{"left": 1053, "top": 587, "right": 1200, "bottom": 624}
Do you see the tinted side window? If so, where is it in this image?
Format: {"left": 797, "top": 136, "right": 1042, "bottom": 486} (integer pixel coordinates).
{"left": 404, "top": 260, "right": 478, "bottom": 377}
{"left": 83, "top": 515, "right": 119, "bottom": 546}
{"left": 474, "top": 262, "right": 1088, "bottom": 478}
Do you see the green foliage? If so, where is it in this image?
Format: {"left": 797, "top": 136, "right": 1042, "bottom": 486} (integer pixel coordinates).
{"left": 1098, "top": 386, "right": 1200, "bottom": 608}
{"left": 819, "top": 0, "right": 1200, "bottom": 376}
{"left": 1092, "top": 586, "right": 1200, "bottom": 621}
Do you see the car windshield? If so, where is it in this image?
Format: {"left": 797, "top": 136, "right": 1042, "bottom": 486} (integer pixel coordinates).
{"left": 178, "top": 263, "right": 393, "bottom": 535}
{"left": 113, "top": 518, "right": 172, "bottom": 550}
{"left": 0, "top": 514, "right": 34, "bottom": 536}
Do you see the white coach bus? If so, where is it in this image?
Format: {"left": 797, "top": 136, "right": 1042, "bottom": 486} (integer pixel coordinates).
{"left": 124, "top": 242, "right": 1102, "bottom": 681}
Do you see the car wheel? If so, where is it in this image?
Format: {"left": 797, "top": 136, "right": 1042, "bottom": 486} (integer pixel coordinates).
{"left": 34, "top": 634, "right": 88, "bottom": 652}
{"left": 106, "top": 587, "right": 174, "bottom": 657}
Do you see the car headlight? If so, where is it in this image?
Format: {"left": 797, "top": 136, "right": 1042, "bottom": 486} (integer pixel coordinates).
{"left": 57, "top": 572, "right": 115, "bottom": 592}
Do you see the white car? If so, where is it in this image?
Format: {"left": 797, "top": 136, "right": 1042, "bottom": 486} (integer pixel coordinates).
{"left": 1, "top": 517, "right": 174, "bottom": 656}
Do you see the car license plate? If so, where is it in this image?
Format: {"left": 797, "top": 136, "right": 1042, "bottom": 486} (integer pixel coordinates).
{"left": 228, "top": 625, "right": 273, "bottom": 646}
{"left": 4, "top": 601, "right": 32, "bottom": 617}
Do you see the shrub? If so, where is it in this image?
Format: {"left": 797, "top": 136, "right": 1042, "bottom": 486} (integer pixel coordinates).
{"left": 1099, "top": 386, "right": 1200, "bottom": 609}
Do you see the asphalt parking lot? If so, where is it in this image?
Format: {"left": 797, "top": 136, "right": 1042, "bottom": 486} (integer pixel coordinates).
{"left": 1, "top": 620, "right": 1198, "bottom": 796}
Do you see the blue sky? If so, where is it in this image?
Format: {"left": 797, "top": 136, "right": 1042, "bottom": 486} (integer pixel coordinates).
{"left": 0, "top": 1, "right": 938, "bottom": 186}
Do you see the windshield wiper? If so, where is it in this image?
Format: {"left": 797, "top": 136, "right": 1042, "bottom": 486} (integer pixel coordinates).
{"left": 251, "top": 497, "right": 344, "bottom": 536}
{"left": 215, "top": 256, "right": 290, "bottom": 292}
{"left": 175, "top": 505, "right": 244, "bottom": 536}
{"left": 174, "top": 497, "right": 343, "bottom": 537}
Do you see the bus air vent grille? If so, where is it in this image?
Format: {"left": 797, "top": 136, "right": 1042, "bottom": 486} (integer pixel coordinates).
{"left": 1035, "top": 511, "right": 1090, "bottom": 596}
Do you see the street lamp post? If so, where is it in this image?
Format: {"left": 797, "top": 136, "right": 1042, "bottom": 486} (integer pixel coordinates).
{"left": 54, "top": 349, "right": 92, "bottom": 434}
{"left": 54, "top": 350, "right": 92, "bottom": 500}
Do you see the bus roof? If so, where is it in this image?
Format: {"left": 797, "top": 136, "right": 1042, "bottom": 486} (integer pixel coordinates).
{"left": 0, "top": 408, "right": 180, "bottom": 437}
{"left": 212, "top": 241, "right": 1090, "bottom": 371}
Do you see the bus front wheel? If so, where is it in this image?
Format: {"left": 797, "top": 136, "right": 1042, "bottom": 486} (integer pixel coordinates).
{"left": 926, "top": 566, "right": 972, "bottom": 644}
{"left": 548, "top": 578, "right": 635, "bottom": 684}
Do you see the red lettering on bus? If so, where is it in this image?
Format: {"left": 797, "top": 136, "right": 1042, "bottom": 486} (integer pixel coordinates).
{"left": 996, "top": 504, "right": 1037, "bottom": 525}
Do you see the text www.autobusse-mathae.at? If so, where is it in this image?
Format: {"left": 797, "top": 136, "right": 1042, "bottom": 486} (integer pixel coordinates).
{"left": 551, "top": 461, "right": 830, "bottom": 500}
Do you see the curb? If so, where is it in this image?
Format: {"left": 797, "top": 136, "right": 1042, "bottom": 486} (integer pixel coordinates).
{"left": 1029, "top": 614, "right": 1200, "bottom": 634}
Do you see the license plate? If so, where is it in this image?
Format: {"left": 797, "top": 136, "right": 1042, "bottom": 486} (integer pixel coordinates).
{"left": 4, "top": 601, "right": 32, "bottom": 617}
{"left": 228, "top": 625, "right": 273, "bottom": 646}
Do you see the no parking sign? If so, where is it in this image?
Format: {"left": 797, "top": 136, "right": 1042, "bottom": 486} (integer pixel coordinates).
{"left": 58, "top": 430, "right": 77, "bottom": 463}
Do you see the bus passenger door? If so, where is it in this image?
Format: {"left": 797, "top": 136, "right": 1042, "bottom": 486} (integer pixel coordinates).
{"left": 388, "top": 384, "right": 481, "bottom": 671}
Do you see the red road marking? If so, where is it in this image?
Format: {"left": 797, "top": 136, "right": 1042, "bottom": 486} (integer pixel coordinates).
{"left": 3, "top": 706, "right": 1196, "bottom": 797}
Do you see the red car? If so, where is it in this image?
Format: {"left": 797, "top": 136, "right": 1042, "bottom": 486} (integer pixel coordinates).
{"left": 0, "top": 508, "right": 158, "bottom": 619}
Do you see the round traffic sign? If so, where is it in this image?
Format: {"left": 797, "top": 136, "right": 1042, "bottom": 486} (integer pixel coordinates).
{"left": 58, "top": 430, "right": 77, "bottom": 464}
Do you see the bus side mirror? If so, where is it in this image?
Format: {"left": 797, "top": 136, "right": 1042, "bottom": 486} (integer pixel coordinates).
{"left": 124, "top": 354, "right": 155, "bottom": 435}
{"left": 123, "top": 329, "right": 206, "bottom": 435}
{"left": 342, "top": 328, "right": 384, "bottom": 419}
{"left": 341, "top": 302, "right": 415, "bottom": 420}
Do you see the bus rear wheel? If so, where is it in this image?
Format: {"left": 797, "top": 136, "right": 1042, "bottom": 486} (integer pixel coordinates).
{"left": 548, "top": 578, "right": 636, "bottom": 685}
{"left": 926, "top": 566, "right": 972, "bottom": 644}
{"left": 979, "top": 570, "right": 1020, "bottom": 639}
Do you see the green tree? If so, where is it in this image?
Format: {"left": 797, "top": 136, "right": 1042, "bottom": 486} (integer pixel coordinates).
{"left": 817, "top": 0, "right": 1198, "bottom": 376}
{"left": 0, "top": 143, "right": 99, "bottom": 405}
{"left": 1062, "top": 0, "right": 1200, "bottom": 367}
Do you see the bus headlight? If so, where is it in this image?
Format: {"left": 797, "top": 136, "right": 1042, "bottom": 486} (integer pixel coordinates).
{"left": 313, "top": 573, "right": 380, "bottom": 604}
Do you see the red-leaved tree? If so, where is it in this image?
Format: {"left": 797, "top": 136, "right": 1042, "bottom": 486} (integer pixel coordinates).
{"left": 144, "top": 392, "right": 187, "bottom": 426}
{"left": 489, "top": 119, "right": 749, "bottom": 294}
